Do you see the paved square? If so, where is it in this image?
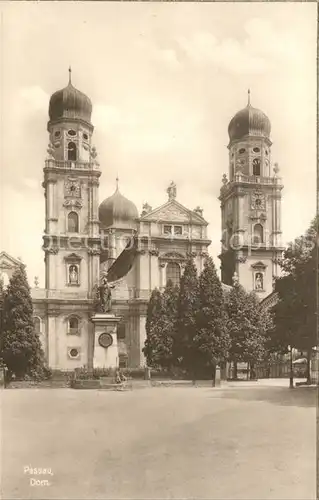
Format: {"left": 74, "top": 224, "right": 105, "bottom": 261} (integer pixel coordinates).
{"left": 1, "top": 382, "right": 316, "bottom": 499}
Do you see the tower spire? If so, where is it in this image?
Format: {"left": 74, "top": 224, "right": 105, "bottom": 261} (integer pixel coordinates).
{"left": 116, "top": 175, "right": 119, "bottom": 191}
{"left": 247, "top": 88, "right": 251, "bottom": 106}
{"left": 68, "top": 66, "right": 72, "bottom": 84}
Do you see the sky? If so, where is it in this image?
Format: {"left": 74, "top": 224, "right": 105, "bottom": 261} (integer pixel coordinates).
{"left": 0, "top": 1, "right": 317, "bottom": 286}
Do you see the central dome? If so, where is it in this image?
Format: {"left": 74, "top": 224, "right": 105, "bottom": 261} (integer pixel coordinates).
{"left": 48, "top": 70, "right": 92, "bottom": 125}
{"left": 228, "top": 101, "right": 271, "bottom": 143}
{"left": 99, "top": 188, "right": 138, "bottom": 229}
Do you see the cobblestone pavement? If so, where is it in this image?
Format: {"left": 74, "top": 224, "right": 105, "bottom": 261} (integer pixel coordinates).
{"left": 1, "top": 381, "right": 316, "bottom": 500}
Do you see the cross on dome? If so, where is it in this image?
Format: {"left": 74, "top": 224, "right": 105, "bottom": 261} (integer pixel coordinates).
{"left": 68, "top": 66, "right": 72, "bottom": 84}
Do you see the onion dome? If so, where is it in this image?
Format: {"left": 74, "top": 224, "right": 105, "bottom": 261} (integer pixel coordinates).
{"left": 48, "top": 68, "right": 92, "bottom": 125}
{"left": 228, "top": 90, "right": 271, "bottom": 143}
{"left": 99, "top": 181, "right": 138, "bottom": 229}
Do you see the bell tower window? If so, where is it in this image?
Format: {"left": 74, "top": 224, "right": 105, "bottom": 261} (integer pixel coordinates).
{"left": 68, "top": 142, "right": 77, "bottom": 161}
{"left": 253, "top": 158, "right": 261, "bottom": 176}
{"left": 68, "top": 211, "right": 79, "bottom": 233}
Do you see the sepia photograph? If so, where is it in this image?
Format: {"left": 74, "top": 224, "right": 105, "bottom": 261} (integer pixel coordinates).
{"left": 0, "top": 1, "right": 317, "bottom": 499}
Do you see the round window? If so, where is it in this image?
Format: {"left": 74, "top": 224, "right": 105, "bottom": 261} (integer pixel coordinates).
{"left": 238, "top": 148, "right": 246, "bottom": 154}
{"left": 68, "top": 130, "right": 76, "bottom": 136}
{"left": 69, "top": 348, "right": 79, "bottom": 358}
{"left": 54, "top": 130, "right": 61, "bottom": 138}
{"left": 83, "top": 133, "right": 88, "bottom": 140}
{"left": 253, "top": 147, "right": 260, "bottom": 153}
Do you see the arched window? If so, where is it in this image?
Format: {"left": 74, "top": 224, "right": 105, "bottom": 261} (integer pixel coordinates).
{"left": 253, "top": 158, "right": 261, "bottom": 176}
{"left": 166, "top": 262, "right": 181, "bottom": 287}
{"left": 68, "top": 317, "right": 79, "bottom": 335}
{"left": 34, "top": 317, "right": 41, "bottom": 334}
{"left": 68, "top": 142, "right": 77, "bottom": 161}
{"left": 68, "top": 212, "right": 79, "bottom": 233}
{"left": 253, "top": 224, "right": 264, "bottom": 244}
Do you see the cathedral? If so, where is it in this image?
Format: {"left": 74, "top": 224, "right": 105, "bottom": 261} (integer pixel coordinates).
{"left": 0, "top": 74, "right": 284, "bottom": 371}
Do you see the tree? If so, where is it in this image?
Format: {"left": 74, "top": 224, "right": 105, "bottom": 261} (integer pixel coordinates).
{"left": 225, "top": 282, "right": 270, "bottom": 379}
{"left": 272, "top": 216, "right": 318, "bottom": 382}
{"left": 143, "top": 282, "right": 179, "bottom": 370}
{"left": 0, "top": 276, "right": 5, "bottom": 357}
{"left": 195, "top": 256, "right": 230, "bottom": 380}
{"left": 174, "top": 258, "right": 200, "bottom": 378}
{"left": 1, "top": 265, "right": 46, "bottom": 379}
{"left": 143, "top": 288, "right": 163, "bottom": 367}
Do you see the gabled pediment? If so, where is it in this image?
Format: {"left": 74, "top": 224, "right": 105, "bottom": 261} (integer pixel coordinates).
{"left": 251, "top": 261, "right": 267, "bottom": 270}
{"left": 0, "top": 251, "right": 24, "bottom": 270}
{"left": 64, "top": 253, "right": 82, "bottom": 262}
{"left": 140, "top": 200, "right": 207, "bottom": 225}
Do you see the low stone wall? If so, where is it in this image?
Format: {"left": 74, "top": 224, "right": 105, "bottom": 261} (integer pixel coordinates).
{"left": 6, "top": 379, "right": 69, "bottom": 389}
{"left": 71, "top": 379, "right": 101, "bottom": 390}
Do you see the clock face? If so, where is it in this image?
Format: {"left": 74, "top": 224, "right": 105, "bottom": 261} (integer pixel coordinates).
{"left": 65, "top": 179, "right": 81, "bottom": 198}
{"left": 251, "top": 191, "right": 265, "bottom": 210}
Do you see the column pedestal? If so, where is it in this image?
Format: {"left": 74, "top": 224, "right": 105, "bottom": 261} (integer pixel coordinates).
{"left": 214, "top": 366, "right": 221, "bottom": 387}
{"left": 91, "top": 313, "right": 121, "bottom": 369}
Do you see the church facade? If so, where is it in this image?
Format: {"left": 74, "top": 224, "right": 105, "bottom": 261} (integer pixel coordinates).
{"left": 1, "top": 76, "right": 284, "bottom": 371}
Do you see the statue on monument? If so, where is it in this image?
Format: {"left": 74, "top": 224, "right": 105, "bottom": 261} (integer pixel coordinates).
{"left": 93, "top": 232, "right": 138, "bottom": 313}
{"left": 97, "top": 273, "right": 116, "bottom": 313}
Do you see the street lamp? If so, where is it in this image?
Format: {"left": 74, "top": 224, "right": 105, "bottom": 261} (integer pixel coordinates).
{"left": 288, "top": 345, "right": 294, "bottom": 389}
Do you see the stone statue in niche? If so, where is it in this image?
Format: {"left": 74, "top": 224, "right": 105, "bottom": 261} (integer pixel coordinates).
{"left": 69, "top": 265, "right": 79, "bottom": 285}
{"left": 255, "top": 272, "right": 263, "bottom": 290}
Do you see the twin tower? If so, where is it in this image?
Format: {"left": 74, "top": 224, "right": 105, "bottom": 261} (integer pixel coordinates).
{"left": 219, "top": 90, "right": 284, "bottom": 297}
{"left": 43, "top": 73, "right": 284, "bottom": 307}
